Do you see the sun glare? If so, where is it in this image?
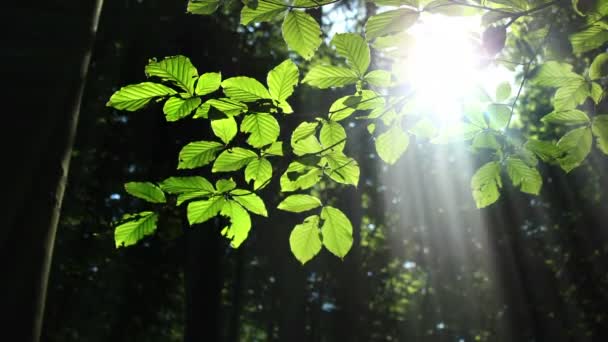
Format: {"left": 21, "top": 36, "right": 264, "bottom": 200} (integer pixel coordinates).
{"left": 399, "top": 14, "right": 511, "bottom": 126}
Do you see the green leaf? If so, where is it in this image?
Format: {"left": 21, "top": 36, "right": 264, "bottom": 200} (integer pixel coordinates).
{"left": 220, "top": 201, "right": 252, "bottom": 248}
{"left": 590, "top": 53, "right": 608, "bottom": 80}
{"left": 282, "top": 10, "right": 322, "bottom": 60}
{"left": 187, "top": 197, "right": 226, "bottom": 225}
{"left": 320, "top": 206, "right": 353, "bottom": 259}
{"left": 145, "top": 56, "right": 198, "bottom": 94}
{"left": 408, "top": 118, "right": 437, "bottom": 139}
{"left": 323, "top": 152, "right": 360, "bottom": 186}
{"left": 216, "top": 179, "right": 237, "bottom": 193}
{"left": 221, "top": 77, "right": 271, "bottom": 102}
{"left": 302, "top": 65, "right": 359, "bottom": 89}
{"left": 291, "top": 121, "right": 322, "bottom": 156}
{"left": 524, "top": 139, "right": 560, "bottom": 162}
{"left": 375, "top": 126, "right": 409, "bottom": 164}
{"left": 541, "top": 109, "right": 590, "bottom": 125}
{"left": 424, "top": 0, "right": 481, "bottom": 15}
{"left": 213, "top": 147, "right": 258, "bottom": 172}
{"left": 187, "top": 0, "right": 220, "bottom": 15}
{"left": 472, "top": 131, "right": 500, "bottom": 151}
{"left": 557, "top": 126, "right": 593, "bottom": 172}
{"left": 124, "top": 182, "right": 166, "bottom": 203}
{"left": 240, "top": 0, "right": 286, "bottom": 25}
{"left": 486, "top": 103, "right": 511, "bottom": 130}
{"left": 331, "top": 33, "right": 370, "bottom": 76}
{"left": 107, "top": 82, "right": 177, "bottom": 111}
{"left": 289, "top": 215, "right": 322, "bottom": 264}
{"left": 245, "top": 158, "right": 273, "bottom": 190}
{"left": 553, "top": 79, "right": 590, "bottom": 110}
{"left": 160, "top": 176, "right": 215, "bottom": 206}
{"left": 496, "top": 82, "right": 511, "bottom": 102}
{"left": 278, "top": 194, "right": 322, "bottom": 212}
{"left": 591, "top": 82, "right": 604, "bottom": 104}
{"left": 241, "top": 113, "right": 280, "bottom": 148}
{"left": 364, "top": 70, "right": 392, "bottom": 87}
{"left": 506, "top": 157, "right": 542, "bottom": 195}
{"left": 471, "top": 161, "right": 502, "bottom": 208}
{"left": 569, "top": 24, "right": 608, "bottom": 54}
{"left": 115, "top": 212, "right": 158, "bottom": 248}
{"left": 163, "top": 97, "right": 201, "bottom": 121}
{"left": 262, "top": 141, "right": 284, "bottom": 156}
{"left": 532, "top": 61, "right": 584, "bottom": 88}
{"left": 178, "top": 141, "right": 224, "bottom": 169}
{"left": 230, "top": 189, "right": 268, "bottom": 216}
{"left": 194, "top": 98, "right": 248, "bottom": 118}
{"left": 160, "top": 176, "right": 215, "bottom": 194}
{"left": 592, "top": 115, "right": 608, "bottom": 154}
{"left": 320, "top": 121, "right": 346, "bottom": 152}
{"left": 328, "top": 90, "right": 384, "bottom": 121}
{"left": 195, "top": 72, "right": 221, "bottom": 96}
{"left": 365, "top": 8, "right": 420, "bottom": 40}
{"left": 211, "top": 116, "right": 238, "bottom": 145}
{"left": 280, "top": 162, "right": 323, "bottom": 192}
{"left": 267, "top": 59, "right": 299, "bottom": 102}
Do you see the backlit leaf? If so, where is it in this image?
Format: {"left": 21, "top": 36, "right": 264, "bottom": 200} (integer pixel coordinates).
{"left": 282, "top": 10, "right": 322, "bottom": 60}
{"left": 145, "top": 56, "right": 198, "bottom": 94}
{"left": 320, "top": 206, "right": 353, "bottom": 258}
{"left": 278, "top": 194, "right": 322, "bottom": 212}
{"left": 124, "top": 182, "right": 166, "bottom": 203}
{"left": 471, "top": 161, "right": 502, "bottom": 208}
{"left": 213, "top": 147, "right": 258, "bottom": 172}
{"left": 289, "top": 215, "right": 322, "bottom": 264}
{"left": 107, "top": 82, "right": 177, "bottom": 111}
{"left": 241, "top": 113, "right": 280, "bottom": 148}
{"left": 115, "top": 212, "right": 158, "bottom": 248}
{"left": 375, "top": 125, "right": 409, "bottom": 164}
{"left": 178, "top": 141, "right": 224, "bottom": 169}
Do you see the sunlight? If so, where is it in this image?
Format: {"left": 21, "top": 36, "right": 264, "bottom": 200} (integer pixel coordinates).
{"left": 398, "top": 14, "right": 511, "bottom": 126}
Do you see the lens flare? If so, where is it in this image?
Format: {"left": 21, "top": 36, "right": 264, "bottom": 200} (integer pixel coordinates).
{"left": 397, "top": 14, "right": 511, "bottom": 126}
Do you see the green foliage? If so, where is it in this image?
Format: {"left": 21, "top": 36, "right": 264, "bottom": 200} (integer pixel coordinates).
{"left": 282, "top": 10, "right": 322, "bottom": 60}
{"left": 213, "top": 147, "right": 258, "bottom": 172}
{"left": 195, "top": 72, "right": 222, "bottom": 96}
{"left": 506, "top": 158, "right": 542, "bottom": 195}
{"left": 221, "top": 77, "right": 271, "bottom": 102}
{"left": 471, "top": 161, "right": 502, "bottom": 208}
{"left": 108, "top": 0, "right": 608, "bottom": 264}
{"left": 365, "top": 8, "right": 419, "bottom": 40}
{"left": 211, "top": 116, "right": 238, "bottom": 144}
{"left": 163, "top": 97, "right": 201, "bottom": 121}
{"left": 115, "top": 212, "right": 158, "bottom": 248}
{"left": 278, "top": 194, "right": 322, "bottom": 212}
{"left": 124, "top": 182, "right": 166, "bottom": 203}
{"left": 187, "top": 0, "right": 220, "bottom": 15}
{"left": 592, "top": 115, "right": 608, "bottom": 154}
{"left": 289, "top": 215, "right": 322, "bottom": 264}
{"left": 241, "top": 113, "right": 280, "bottom": 148}
{"left": 107, "top": 83, "right": 177, "bottom": 111}
{"left": 178, "top": 141, "right": 224, "bottom": 169}
{"left": 375, "top": 126, "right": 409, "bottom": 165}
{"left": 145, "top": 56, "right": 198, "bottom": 94}
{"left": 557, "top": 127, "right": 593, "bottom": 172}
{"left": 320, "top": 206, "right": 353, "bottom": 259}
{"left": 303, "top": 65, "right": 359, "bottom": 89}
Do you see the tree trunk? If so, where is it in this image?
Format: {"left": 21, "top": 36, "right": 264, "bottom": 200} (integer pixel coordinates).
{"left": 0, "top": 1, "right": 103, "bottom": 341}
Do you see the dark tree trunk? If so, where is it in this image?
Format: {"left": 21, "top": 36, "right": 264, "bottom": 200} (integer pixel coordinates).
{"left": 0, "top": 1, "right": 103, "bottom": 341}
